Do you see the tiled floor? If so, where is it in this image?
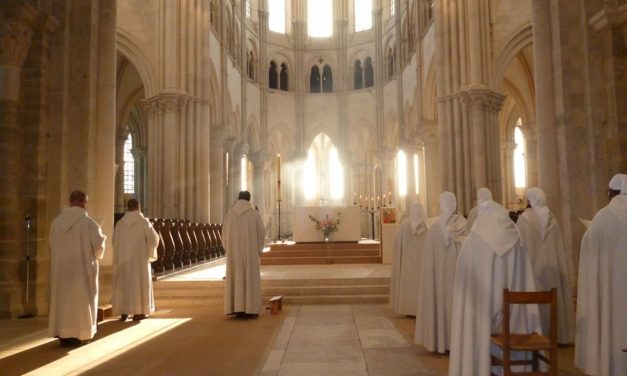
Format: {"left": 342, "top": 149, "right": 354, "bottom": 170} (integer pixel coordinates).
{"left": 261, "top": 304, "right": 436, "bottom": 376}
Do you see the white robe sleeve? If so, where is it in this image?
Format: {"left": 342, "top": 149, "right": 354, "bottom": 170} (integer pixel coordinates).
{"left": 145, "top": 220, "right": 160, "bottom": 262}
{"left": 89, "top": 219, "right": 106, "bottom": 260}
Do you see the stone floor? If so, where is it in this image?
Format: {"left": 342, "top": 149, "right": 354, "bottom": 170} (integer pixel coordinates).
{"left": 0, "top": 262, "right": 586, "bottom": 375}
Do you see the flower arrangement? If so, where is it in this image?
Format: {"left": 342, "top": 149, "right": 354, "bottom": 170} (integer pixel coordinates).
{"left": 308, "top": 212, "right": 341, "bottom": 240}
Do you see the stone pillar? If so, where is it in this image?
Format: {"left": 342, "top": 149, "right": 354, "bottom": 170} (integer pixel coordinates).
{"left": 521, "top": 123, "right": 538, "bottom": 189}
{"left": 373, "top": 5, "right": 385, "bottom": 147}
{"left": 500, "top": 140, "right": 517, "bottom": 209}
{"left": 250, "top": 151, "right": 271, "bottom": 225}
{"left": 210, "top": 125, "right": 226, "bottom": 222}
{"left": 417, "top": 120, "right": 439, "bottom": 216}
{"left": 531, "top": 0, "right": 561, "bottom": 216}
{"left": 0, "top": 2, "right": 37, "bottom": 318}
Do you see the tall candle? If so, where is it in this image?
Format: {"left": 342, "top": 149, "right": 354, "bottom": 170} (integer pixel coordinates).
{"left": 277, "top": 154, "right": 281, "bottom": 200}
{"left": 353, "top": 192, "right": 357, "bottom": 205}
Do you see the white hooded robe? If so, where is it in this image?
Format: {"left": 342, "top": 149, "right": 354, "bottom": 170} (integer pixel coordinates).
{"left": 415, "top": 192, "right": 466, "bottom": 353}
{"left": 112, "top": 210, "right": 160, "bottom": 316}
{"left": 575, "top": 174, "right": 627, "bottom": 376}
{"left": 48, "top": 206, "right": 106, "bottom": 340}
{"left": 223, "top": 199, "right": 266, "bottom": 315}
{"left": 449, "top": 200, "right": 540, "bottom": 376}
{"left": 390, "top": 202, "right": 428, "bottom": 316}
{"left": 517, "top": 187, "right": 575, "bottom": 344}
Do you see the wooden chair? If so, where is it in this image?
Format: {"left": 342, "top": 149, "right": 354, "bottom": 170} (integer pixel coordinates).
{"left": 490, "top": 288, "right": 557, "bottom": 376}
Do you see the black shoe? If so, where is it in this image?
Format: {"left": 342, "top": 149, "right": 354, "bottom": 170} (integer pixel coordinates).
{"left": 59, "top": 337, "right": 82, "bottom": 347}
{"left": 234, "top": 312, "right": 246, "bottom": 319}
{"left": 245, "top": 313, "right": 259, "bottom": 319}
{"left": 132, "top": 314, "right": 146, "bottom": 321}
{"left": 120, "top": 314, "right": 129, "bottom": 321}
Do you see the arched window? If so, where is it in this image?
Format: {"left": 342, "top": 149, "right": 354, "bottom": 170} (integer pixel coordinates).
{"left": 280, "top": 63, "right": 288, "bottom": 91}
{"left": 269, "top": 61, "right": 278, "bottom": 89}
{"left": 322, "top": 65, "right": 333, "bottom": 92}
{"left": 246, "top": 0, "right": 252, "bottom": 19}
{"left": 364, "top": 57, "right": 374, "bottom": 87}
{"left": 514, "top": 119, "right": 527, "bottom": 188}
{"left": 387, "top": 47, "right": 395, "bottom": 79}
{"left": 269, "top": 0, "right": 285, "bottom": 33}
{"left": 310, "top": 65, "right": 321, "bottom": 92}
{"left": 247, "top": 51, "right": 255, "bottom": 80}
{"left": 308, "top": 0, "right": 332, "bottom": 37}
{"left": 303, "top": 133, "right": 344, "bottom": 202}
{"left": 123, "top": 134, "right": 135, "bottom": 194}
{"left": 353, "top": 60, "right": 363, "bottom": 89}
{"left": 354, "top": 0, "right": 372, "bottom": 32}
{"left": 390, "top": 0, "right": 395, "bottom": 16}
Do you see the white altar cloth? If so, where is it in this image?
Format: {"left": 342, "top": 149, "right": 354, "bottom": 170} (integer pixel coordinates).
{"left": 293, "top": 206, "right": 361, "bottom": 242}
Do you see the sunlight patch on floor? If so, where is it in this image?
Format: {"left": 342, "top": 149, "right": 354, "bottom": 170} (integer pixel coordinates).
{"left": 24, "top": 318, "right": 190, "bottom": 376}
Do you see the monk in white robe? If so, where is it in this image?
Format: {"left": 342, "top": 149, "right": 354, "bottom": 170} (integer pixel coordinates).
{"left": 575, "top": 173, "right": 627, "bottom": 376}
{"left": 415, "top": 191, "right": 466, "bottom": 353}
{"left": 517, "top": 187, "right": 575, "bottom": 344}
{"left": 449, "top": 200, "right": 540, "bottom": 376}
{"left": 390, "top": 202, "right": 428, "bottom": 316}
{"left": 112, "top": 199, "right": 160, "bottom": 321}
{"left": 48, "top": 191, "right": 106, "bottom": 345}
{"left": 223, "top": 191, "right": 266, "bottom": 317}
{"left": 464, "top": 187, "right": 492, "bottom": 235}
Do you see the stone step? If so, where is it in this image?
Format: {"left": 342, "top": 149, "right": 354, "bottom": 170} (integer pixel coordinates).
{"left": 261, "top": 277, "right": 390, "bottom": 287}
{"left": 262, "top": 285, "right": 390, "bottom": 296}
{"left": 262, "top": 249, "right": 380, "bottom": 258}
{"left": 269, "top": 243, "right": 380, "bottom": 251}
{"left": 261, "top": 256, "right": 381, "bottom": 265}
{"left": 281, "top": 294, "right": 389, "bottom": 305}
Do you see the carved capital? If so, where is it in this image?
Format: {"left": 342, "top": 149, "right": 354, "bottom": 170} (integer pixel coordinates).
{"left": 0, "top": 3, "right": 38, "bottom": 67}
{"left": 415, "top": 120, "right": 438, "bottom": 144}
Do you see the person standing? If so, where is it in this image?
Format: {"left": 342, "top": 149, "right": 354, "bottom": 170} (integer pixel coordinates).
{"left": 223, "top": 191, "right": 266, "bottom": 318}
{"left": 112, "top": 199, "right": 160, "bottom": 321}
{"left": 575, "top": 173, "right": 627, "bottom": 376}
{"left": 464, "top": 187, "right": 492, "bottom": 235}
{"left": 448, "top": 199, "right": 539, "bottom": 375}
{"left": 48, "top": 191, "right": 106, "bottom": 346}
{"left": 390, "top": 201, "right": 428, "bottom": 316}
{"left": 415, "top": 191, "right": 466, "bottom": 353}
{"left": 517, "top": 187, "right": 575, "bottom": 344}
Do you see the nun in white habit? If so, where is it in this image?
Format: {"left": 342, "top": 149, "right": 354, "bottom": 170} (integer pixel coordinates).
{"left": 464, "top": 187, "right": 493, "bottom": 235}
{"left": 415, "top": 191, "right": 466, "bottom": 353}
{"left": 390, "top": 202, "right": 428, "bottom": 316}
{"left": 575, "top": 173, "right": 627, "bottom": 376}
{"left": 516, "top": 187, "right": 575, "bottom": 344}
{"left": 448, "top": 199, "right": 540, "bottom": 376}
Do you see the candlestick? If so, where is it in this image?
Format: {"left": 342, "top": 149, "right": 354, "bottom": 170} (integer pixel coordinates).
{"left": 276, "top": 154, "right": 281, "bottom": 201}
{"left": 353, "top": 191, "right": 357, "bottom": 205}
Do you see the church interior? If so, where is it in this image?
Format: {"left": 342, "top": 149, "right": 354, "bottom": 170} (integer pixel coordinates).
{"left": 0, "top": 0, "right": 626, "bottom": 374}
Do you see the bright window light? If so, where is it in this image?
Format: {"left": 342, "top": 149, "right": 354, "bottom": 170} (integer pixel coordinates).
{"left": 397, "top": 150, "right": 407, "bottom": 197}
{"left": 269, "top": 0, "right": 285, "bottom": 33}
{"left": 123, "top": 134, "right": 134, "bottom": 194}
{"left": 354, "top": 0, "right": 372, "bottom": 32}
{"left": 308, "top": 0, "right": 332, "bottom": 37}
{"left": 304, "top": 149, "right": 317, "bottom": 199}
{"left": 390, "top": 0, "right": 395, "bottom": 16}
{"left": 514, "top": 122, "right": 527, "bottom": 189}
{"left": 413, "top": 153, "right": 420, "bottom": 195}
{"left": 241, "top": 155, "right": 248, "bottom": 191}
{"left": 329, "top": 147, "right": 344, "bottom": 199}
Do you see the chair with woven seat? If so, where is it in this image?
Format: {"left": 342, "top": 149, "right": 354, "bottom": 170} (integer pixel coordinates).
{"left": 491, "top": 288, "right": 557, "bottom": 376}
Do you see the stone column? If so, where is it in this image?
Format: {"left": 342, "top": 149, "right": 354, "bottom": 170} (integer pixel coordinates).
{"left": 416, "top": 120, "right": 439, "bottom": 216}
{"left": 210, "top": 125, "right": 226, "bottom": 222}
{"left": 0, "top": 2, "right": 37, "bottom": 318}
{"left": 250, "top": 151, "right": 271, "bottom": 224}
{"left": 531, "top": 0, "right": 561, "bottom": 216}
{"left": 258, "top": 2, "right": 269, "bottom": 149}
{"left": 500, "top": 140, "right": 517, "bottom": 209}
{"left": 373, "top": 5, "right": 385, "bottom": 147}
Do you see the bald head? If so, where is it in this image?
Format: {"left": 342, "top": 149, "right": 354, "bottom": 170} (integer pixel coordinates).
{"left": 127, "top": 198, "right": 140, "bottom": 211}
{"left": 69, "top": 190, "right": 88, "bottom": 208}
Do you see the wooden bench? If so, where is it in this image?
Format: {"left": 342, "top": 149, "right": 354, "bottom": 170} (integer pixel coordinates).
{"left": 267, "top": 296, "right": 283, "bottom": 314}
{"left": 97, "top": 304, "right": 113, "bottom": 322}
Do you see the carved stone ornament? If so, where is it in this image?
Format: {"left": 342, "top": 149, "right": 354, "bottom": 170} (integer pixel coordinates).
{"left": 0, "top": 4, "right": 37, "bottom": 67}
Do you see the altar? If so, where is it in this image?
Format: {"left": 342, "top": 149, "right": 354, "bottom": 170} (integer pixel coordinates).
{"left": 292, "top": 206, "right": 361, "bottom": 243}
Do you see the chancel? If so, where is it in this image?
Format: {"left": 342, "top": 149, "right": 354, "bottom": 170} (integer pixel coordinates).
{"left": 0, "top": 0, "right": 625, "bottom": 375}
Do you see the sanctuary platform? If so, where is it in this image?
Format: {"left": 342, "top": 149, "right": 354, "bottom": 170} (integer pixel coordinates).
{"left": 260, "top": 239, "right": 381, "bottom": 265}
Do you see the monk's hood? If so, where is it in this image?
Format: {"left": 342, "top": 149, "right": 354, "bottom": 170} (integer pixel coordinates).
{"left": 232, "top": 200, "right": 254, "bottom": 216}
{"left": 119, "top": 210, "right": 143, "bottom": 226}
{"left": 609, "top": 194, "right": 627, "bottom": 226}
{"left": 472, "top": 200, "right": 519, "bottom": 256}
{"left": 59, "top": 206, "right": 87, "bottom": 233}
